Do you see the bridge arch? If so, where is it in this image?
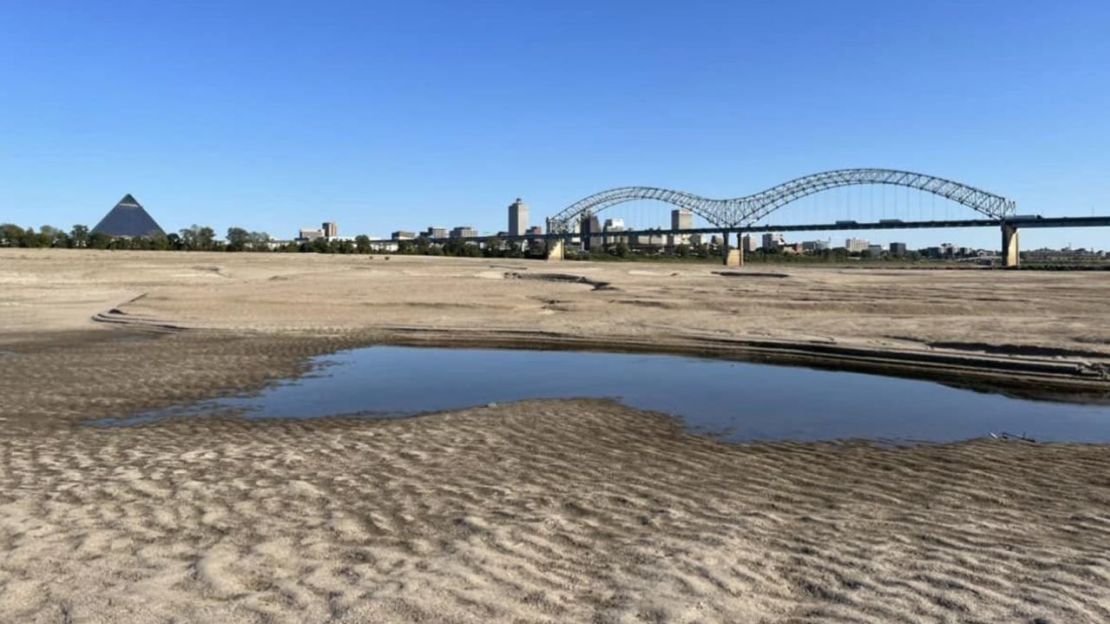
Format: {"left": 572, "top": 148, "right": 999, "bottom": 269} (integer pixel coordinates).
{"left": 547, "top": 168, "right": 1016, "bottom": 233}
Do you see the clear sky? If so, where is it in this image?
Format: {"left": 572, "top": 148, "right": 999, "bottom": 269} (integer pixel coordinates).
{"left": 2, "top": 0, "right": 1109, "bottom": 250}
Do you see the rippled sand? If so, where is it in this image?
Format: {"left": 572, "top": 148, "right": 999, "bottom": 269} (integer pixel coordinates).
{"left": 3, "top": 250, "right": 1110, "bottom": 622}
{"left": 3, "top": 400, "right": 1109, "bottom": 623}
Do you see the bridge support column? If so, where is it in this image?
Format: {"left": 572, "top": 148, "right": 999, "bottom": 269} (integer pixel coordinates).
{"left": 721, "top": 231, "right": 743, "bottom": 267}
{"left": 546, "top": 237, "right": 565, "bottom": 262}
{"left": 1001, "top": 224, "right": 1020, "bottom": 268}
{"left": 723, "top": 231, "right": 743, "bottom": 267}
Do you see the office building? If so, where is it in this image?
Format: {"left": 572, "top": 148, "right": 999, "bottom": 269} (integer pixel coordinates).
{"left": 391, "top": 231, "right": 416, "bottom": 241}
{"left": 762, "top": 232, "right": 785, "bottom": 250}
{"left": 450, "top": 226, "right": 478, "bottom": 239}
{"left": 889, "top": 242, "right": 907, "bottom": 256}
{"left": 802, "top": 240, "right": 830, "bottom": 252}
{"left": 298, "top": 228, "right": 325, "bottom": 241}
{"left": 671, "top": 209, "right": 694, "bottom": 230}
{"left": 423, "top": 227, "right": 448, "bottom": 239}
{"left": 508, "top": 198, "right": 529, "bottom": 236}
{"left": 742, "top": 234, "right": 758, "bottom": 252}
{"left": 581, "top": 213, "right": 602, "bottom": 250}
{"left": 322, "top": 222, "right": 338, "bottom": 238}
{"left": 868, "top": 244, "right": 883, "bottom": 255}
{"left": 603, "top": 218, "right": 627, "bottom": 244}
{"left": 670, "top": 209, "right": 693, "bottom": 246}
{"left": 845, "top": 238, "right": 870, "bottom": 253}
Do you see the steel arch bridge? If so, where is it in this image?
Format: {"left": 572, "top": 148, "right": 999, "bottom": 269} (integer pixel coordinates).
{"left": 547, "top": 168, "right": 1017, "bottom": 233}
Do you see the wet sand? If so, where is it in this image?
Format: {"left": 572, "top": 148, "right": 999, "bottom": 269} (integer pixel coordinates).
{"left": 2, "top": 249, "right": 1110, "bottom": 622}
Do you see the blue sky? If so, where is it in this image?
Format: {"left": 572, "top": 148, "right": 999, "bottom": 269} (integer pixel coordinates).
{"left": 2, "top": 0, "right": 1109, "bottom": 249}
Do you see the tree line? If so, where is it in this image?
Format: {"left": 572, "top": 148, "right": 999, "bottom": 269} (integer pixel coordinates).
{"left": 0, "top": 223, "right": 546, "bottom": 258}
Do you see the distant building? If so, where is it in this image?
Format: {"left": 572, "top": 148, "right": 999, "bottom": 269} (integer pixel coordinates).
{"left": 671, "top": 209, "right": 693, "bottom": 230}
{"left": 450, "top": 226, "right": 478, "bottom": 239}
{"left": 527, "top": 225, "right": 543, "bottom": 235}
{"left": 423, "top": 227, "right": 448, "bottom": 239}
{"left": 762, "top": 232, "right": 785, "bottom": 251}
{"left": 581, "top": 213, "right": 602, "bottom": 250}
{"left": 603, "top": 218, "right": 627, "bottom": 245}
{"left": 845, "top": 238, "right": 870, "bottom": 253}
{"left": 391, "top": 231, "right": 416, "bottom": 240}
{"left": 867, "top": 244, "right": 883, "bottom": 255}
{"left": 298, "top": 228, "right": 325, "bottom": 241}
{"left": 889, "top": 242, "right": 908, "bottom": 256}
{"left": 801, "top": 239, "right": 830, "bottom": 252}
{"left": 508, "top": 198, "right": 529, "bottom": 236}
{"left": 92, "top": 194, "right": 165, "bottom": 238}
{"left": 322, "top": 222, "right": 339, "bottom": 238}
{"left": 670, "top": 209, "right": 693, "bottom": 246}
{"left": 741, "top": 234, "right": 758, "bottom": 253}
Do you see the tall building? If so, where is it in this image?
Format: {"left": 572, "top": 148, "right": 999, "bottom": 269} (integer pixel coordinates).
{"left": 508, "top": 198, "right": 529, "bottom": 236}
{"left": 580, "top": 213, "right": 602, "bottom": 250}
{"left": 742, "top": 234, "right": 758, "bottom": 252}
{"left": 670, "top": 209, "right": 693, "bottom": 246}
{"left": 424, "top": 227, "right": 448, "bottom": 239}
{"left": 322, "top": 222, "right": 338, "bottom": 238}
{"left": 889, "top": 242, "right": 908, "bottom": 256}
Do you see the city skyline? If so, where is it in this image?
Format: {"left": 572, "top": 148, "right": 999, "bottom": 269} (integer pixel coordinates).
{"left": 2, "top": 2, "right": 1109, "bottom": 250}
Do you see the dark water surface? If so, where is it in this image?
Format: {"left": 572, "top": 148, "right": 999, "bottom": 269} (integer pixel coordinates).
{"left": 103, "top": 346, "right": 1110, "bottom": 443}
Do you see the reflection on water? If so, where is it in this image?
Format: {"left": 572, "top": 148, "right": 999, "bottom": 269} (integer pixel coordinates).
{"left": 98, "top": 346, "right": 1110, "bottom": 443}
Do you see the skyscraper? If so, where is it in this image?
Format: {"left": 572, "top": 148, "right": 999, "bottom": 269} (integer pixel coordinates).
{"left": 670, "top": 209, "right": 693, "bottom": 231}
{"left": 581, "top": 212, "right": 602, "bottom": 250}
{"left": 670, "top": 209, "right": 693, "bottom": 246}
{"left": 508, "top": 198, "right": 529, "bottom": 236}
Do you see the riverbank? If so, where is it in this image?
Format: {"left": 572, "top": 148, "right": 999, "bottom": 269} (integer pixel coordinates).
{"left": 3, "top": 248, "right": 1110, "bottom": 402}
{"left": 3, "top": 249, "right": 1110, "bottom": 622}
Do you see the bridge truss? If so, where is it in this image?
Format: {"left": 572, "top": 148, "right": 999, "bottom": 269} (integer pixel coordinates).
{"left": 547, "top": 168, "right": 1017, "bottom": 233}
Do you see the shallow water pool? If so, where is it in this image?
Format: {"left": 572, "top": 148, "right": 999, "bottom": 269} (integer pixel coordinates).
{"left": 95, "top": 346, "right": 1110, "bottom": 444}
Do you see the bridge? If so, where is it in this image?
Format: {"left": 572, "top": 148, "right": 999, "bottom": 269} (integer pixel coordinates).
{"left": 542, "top": 168, "right": 1105, "bottom": 268}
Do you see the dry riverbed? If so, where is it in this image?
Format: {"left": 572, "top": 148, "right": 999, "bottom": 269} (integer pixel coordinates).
{"left": 2, "top": 249, "right": 1110, "bottom": 623}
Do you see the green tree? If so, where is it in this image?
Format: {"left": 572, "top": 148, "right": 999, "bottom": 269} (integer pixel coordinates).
{"left": 0, "top": 223, "right": 25, "bottom": 246}
{"left": 197, "top": 226, "right": 216, "bottom": 251}
{"left": 355, "top": 234, "right": 371, "bottom": 254}
{"left": 71, "top": 224, "right": 89, "bottom": 248}
{"left": 226, "top": 227, "right": 250, "bottom": 251}
{"left": 248, "top": 231, "right": 271, "bottom": 251}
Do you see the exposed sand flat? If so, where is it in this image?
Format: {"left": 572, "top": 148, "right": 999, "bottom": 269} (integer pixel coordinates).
{"left": 3, "top": 401, "right": 1110, "bottom": 623}
{"left": 3, "top": 249, "right": 1110, "bottom": 400}
{"left": 2, "top": 249, "right": 1110, "bottom": 622}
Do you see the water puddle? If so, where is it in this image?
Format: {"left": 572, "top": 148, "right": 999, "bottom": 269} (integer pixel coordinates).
{"left": 94, "top": 346, "right": 1110, "bottom": 443}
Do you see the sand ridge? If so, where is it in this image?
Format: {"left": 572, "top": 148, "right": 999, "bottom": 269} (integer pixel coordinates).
{"left": 4, "top": 249, "right": 1110, "bottom": 622}
{"left": 3, "top": 401, "right": 1110, "bottom": 623}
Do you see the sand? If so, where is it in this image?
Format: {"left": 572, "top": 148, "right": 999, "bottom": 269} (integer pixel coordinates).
{"left": 2, "top": 248, "right": 1110, "bottom": 622}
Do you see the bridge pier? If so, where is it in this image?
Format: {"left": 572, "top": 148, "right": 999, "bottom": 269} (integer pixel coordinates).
{"left": 546, "top": 237, "right": 565, "bottom": 262}
{"left": 1001, "top": 223, "right": 1020, "bottom": 268}
{"left": 723, "top": 231, "right": 743, "bottom": 267}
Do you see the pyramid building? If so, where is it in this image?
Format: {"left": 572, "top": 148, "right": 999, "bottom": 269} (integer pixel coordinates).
{"left": 91, "top": 194, "right": 165, "bottom": 238}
